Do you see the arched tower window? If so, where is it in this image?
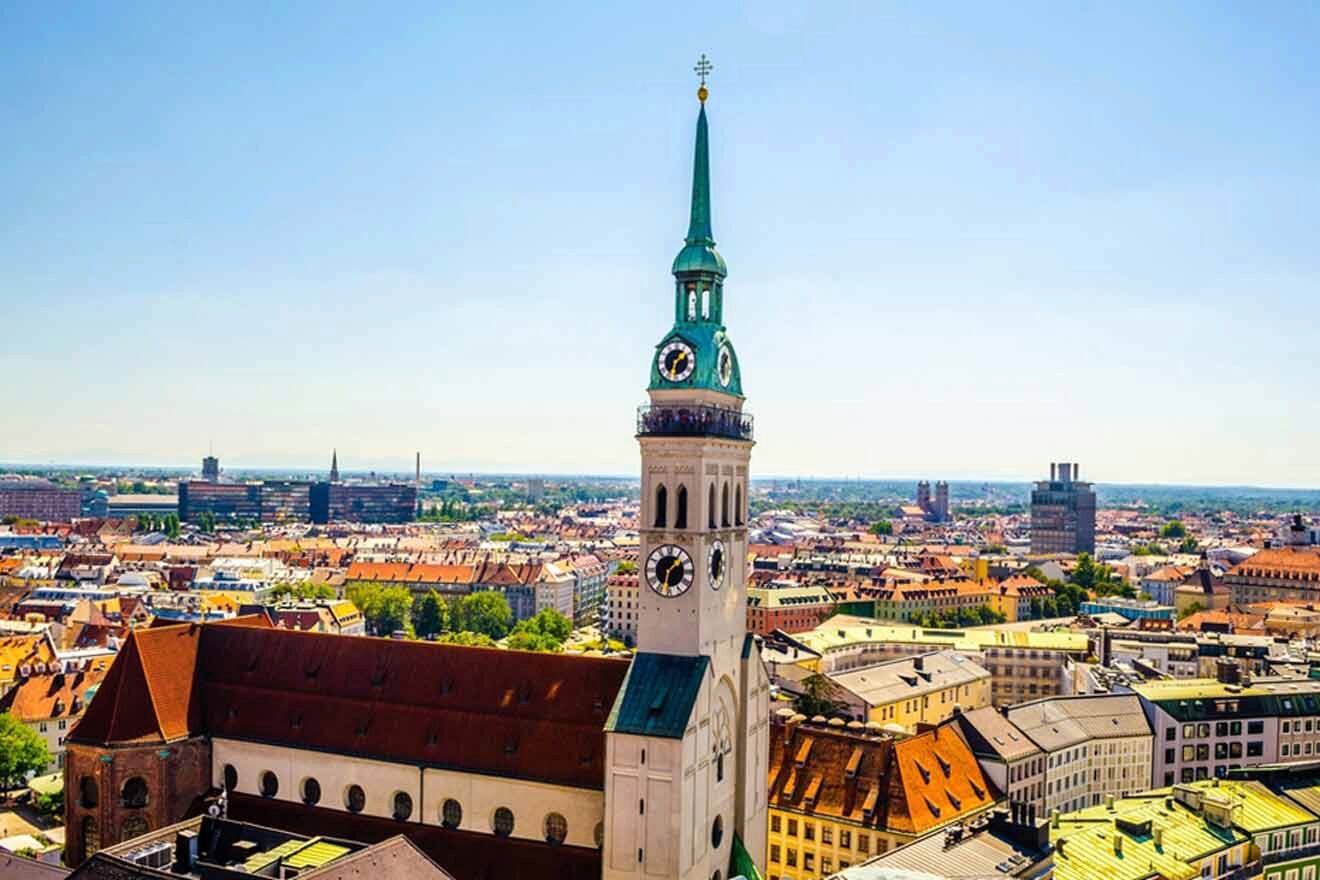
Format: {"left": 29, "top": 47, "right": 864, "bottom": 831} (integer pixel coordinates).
{"left": 687, "top": 288, "right": 697, "bottom": 321}
{"left": 721, "top": 482, "right": 730, "bottom": 527}
{"left": 708, "top": 483, "right": 717, "bottom": 529}
{"left": 701, "top": 288, "right": 711, "bottom": 319}
{"left": 675, "top": 485, "right": 688, "bottom": 529}
{"left": 735, "top": 484, "right": 743, "bottom": 526}
{"left": 654, "top": 484, "right": 667, "bottom": 529}
{"left": 121, "top": 777, "right": 149, "bottom": 809}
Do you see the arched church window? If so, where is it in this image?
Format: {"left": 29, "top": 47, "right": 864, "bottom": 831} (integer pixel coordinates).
{"left": 687, "top": 288, "right": 697, "bottom": 320}
{"left": 222, "top": 764, "right": 237, "bottom": 792}
{"left": 708, "top": 483, "right": 717, "bottom": 529}
{"left": 675, "top": 485, "right": 688, "bottom": 529}
{"left": 721, "top": 482, "right": 730, "bottom": 527}
{"left": 544, "top": 812, "right": 568, "bottom": 845}
{"left": 701, "top": 288, "right": 711, "bottom": 319}
{"left": 393, "top": 791, "right": 413, "bottom": 821}
{"left": 259, "top": 771, "right": 278, "bottom": 798}
{"left": 716, "top": 751, "right": 724, "bottom": 783}
{"left": 493, "top": 807, "right": 515, "bottom": 837}
{"left": 735, "top": 484, "right": 743, "bottom": 526}
{"left": 345, "top": 784, "right": 366, "bottom": 813}
{"left": 654, "top": 484, "right": 667, "bottom": 528}
{"left": 301, "top": 777, "right": 321, "bottom": 806}
{"left": 121, "top": 777, "right": 149, "bottom": 809}
{"left": 79, "top": 776, "right": 98, "bottom": 808}
{"left": 442, "top": 798, "right": 462, "bottom": 829}
{"left": 711, "top": 815, "right": 724, "bottom": 849}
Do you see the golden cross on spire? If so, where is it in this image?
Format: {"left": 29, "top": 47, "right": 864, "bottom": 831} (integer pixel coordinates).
{"left": 694, "top": 54, "right": 712, "bottom": 102}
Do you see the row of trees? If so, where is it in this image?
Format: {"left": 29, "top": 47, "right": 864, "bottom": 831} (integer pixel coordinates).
{"left": 135, "top": 512, "right": 180, "bottom": 537}
{"left": 271, "top": 582, "right": 338, "bottom": 602}
{"left": 344, "top": 583, "right": 574, "bottom": 653}
{"left": 907, "top": 603, "right": 1006, "bottom": 629}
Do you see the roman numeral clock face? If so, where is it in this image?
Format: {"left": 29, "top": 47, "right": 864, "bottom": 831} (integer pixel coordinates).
{"left": 658, "top": 341, "right": 696, "bottom": 382}
{"left": 646, "top": 544, "right": 694, "bottom": 597}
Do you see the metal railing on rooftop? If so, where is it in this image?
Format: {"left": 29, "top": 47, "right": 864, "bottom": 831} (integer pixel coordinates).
{"left": 636, "top": 404, "right": 754, "bottom": 442}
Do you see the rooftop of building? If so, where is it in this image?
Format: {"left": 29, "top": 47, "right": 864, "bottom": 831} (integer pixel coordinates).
{"left": 793, "top": 616, "right": 1089, "bottom": 655}
{"left": 768, "top": 712, "right": 999, "bottom": 835}
{"left": 71, "top": 616, "right": 630, "bottom": 790}
{"left": 950, "top": 706, "right": 1042, "bottom": 762}
{"left": 837, "top": 806, "right": 1050, "bottom": 880}
{"left": 1052, "top": 777, "right": 1320, "bottom": 880}
{"left": 73, "top": 814, "right": 453, "bottom": 880}
{"left": 829, "top": 650, "right": 989, "bottom": 708}
{"left": 1005, "top": 694, "right": 1152, "bottom": 752}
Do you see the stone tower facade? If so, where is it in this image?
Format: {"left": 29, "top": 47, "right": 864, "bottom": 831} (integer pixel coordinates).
{"left": 602, "top": 74, "right": 769, "bottom": 880}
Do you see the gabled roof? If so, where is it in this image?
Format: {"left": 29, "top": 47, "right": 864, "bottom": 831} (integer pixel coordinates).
{"left": 769, "top": 716, "right": 998, "bottom": 834}
{"left": 69, "top": 622, "right": 206, "bottom": 745}
{"left": 199, "top": 624, "right": 628, "bottom": 789}
{"left": 605, "top": 652, "right": 707, "bottom": 739}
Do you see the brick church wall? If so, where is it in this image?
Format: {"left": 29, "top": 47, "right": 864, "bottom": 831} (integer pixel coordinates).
{"left": 64, "top": 737, "right": 211, "bottom": 866}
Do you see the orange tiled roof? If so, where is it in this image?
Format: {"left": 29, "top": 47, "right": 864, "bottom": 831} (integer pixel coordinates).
{"left": 0, "top": 663, "right": 111, "bottom": 722}
{"left": 768, "top": 716, "right": 997, "bottom": 834}
{"left": 1230, "top": 547, "right": 1320, "bottom": 581}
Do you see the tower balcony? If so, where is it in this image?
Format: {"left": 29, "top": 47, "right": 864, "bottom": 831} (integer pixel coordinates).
{"left": 636, "top": 404, "right": 754, "bottom": 442}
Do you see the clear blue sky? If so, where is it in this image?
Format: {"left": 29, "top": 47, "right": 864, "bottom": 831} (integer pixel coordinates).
{"left": 3, "top": 2, "right": 1319, "bottom": 486}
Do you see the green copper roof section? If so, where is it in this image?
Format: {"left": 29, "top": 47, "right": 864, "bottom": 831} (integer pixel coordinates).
{"left": 605, "top": 652, "right": 708, "bottom": 739}
{"left": 647, "top": 324, "right": 744, "bottom": 397}
{"left": 730, "top": 832, "right": 763, "bottom": 880}
{"left": 672, "top": 104, "right": 727, "bottom": 277}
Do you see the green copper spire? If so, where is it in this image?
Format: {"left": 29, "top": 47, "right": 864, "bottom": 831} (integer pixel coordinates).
{"left": 650, "top": 58, "right": 743, "bottom": 398}
{"left": 672, "top": 75, "right": 727, "bottom": 278}
{"left": 686, "top": 105, "right": 713, "bottom": 246}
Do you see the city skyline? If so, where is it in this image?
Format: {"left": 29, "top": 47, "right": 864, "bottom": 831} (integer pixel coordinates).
{"left": 5, "top": 3, "right": 1320, "bottom": 485}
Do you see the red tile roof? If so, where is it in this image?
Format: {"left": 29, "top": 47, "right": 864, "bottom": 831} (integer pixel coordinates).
{"left": 769, "top": 716, "right": 997, "bottom": 834}
{"left": 75, "top": 619, "right": 630, "bottom": 790}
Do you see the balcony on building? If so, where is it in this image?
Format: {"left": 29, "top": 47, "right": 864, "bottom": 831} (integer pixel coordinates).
{"left": 636, "top": 404, "right": 754, "bottom": 442}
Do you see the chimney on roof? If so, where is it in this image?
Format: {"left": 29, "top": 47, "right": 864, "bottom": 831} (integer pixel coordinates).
{"left": 174, "top": 829, "right": 199, "bottom": 873}
{"left": 1113, "top": 834, "right": 1123, "bottom": 856}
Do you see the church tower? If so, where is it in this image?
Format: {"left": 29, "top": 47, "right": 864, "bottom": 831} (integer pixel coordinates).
{"left": 604, "top": 58, "right": 769, "bottom": 880}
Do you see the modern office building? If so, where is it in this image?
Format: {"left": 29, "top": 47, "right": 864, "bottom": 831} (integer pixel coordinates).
{"left": 177, "top": 481, "right": 262, "bottom": 523}
{"left": 1029, "top": 462, "right": 1096, "bottom": 555}
{"left": 311, "top": 481, "right": 417, "bottom": 524}
{"left": 179, "top": 479, "right": 417, "bottom": 525}
{"left": 0, "top": 478, "right": 81, "bottom": 522}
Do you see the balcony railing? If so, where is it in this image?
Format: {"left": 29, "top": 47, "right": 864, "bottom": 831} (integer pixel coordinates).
{"left": 1264, "top": 843, "right": 1320, "bottom": 865}
{"left": 636, "top": 404, "right": 754, "bottom": 442}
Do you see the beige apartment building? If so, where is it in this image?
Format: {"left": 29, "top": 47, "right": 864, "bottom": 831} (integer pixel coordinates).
{"left": 826, "top": 650, "right": 991, "bottom": 733}
{"left": 777, "top": 620, "right": 1088, "bottom": 707}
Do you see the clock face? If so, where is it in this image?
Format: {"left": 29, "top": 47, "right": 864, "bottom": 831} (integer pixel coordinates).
{"left": 646, "top": 544, "right": 695, "bottom": 597}
{"left": 658, "top": 340, "right": 696, "bottom": 383}
{"left": 708, "top": 539, "right": 727, "bottom": 590}
{"left": 717, "top": 345, "right": 734, "bottom": 388}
